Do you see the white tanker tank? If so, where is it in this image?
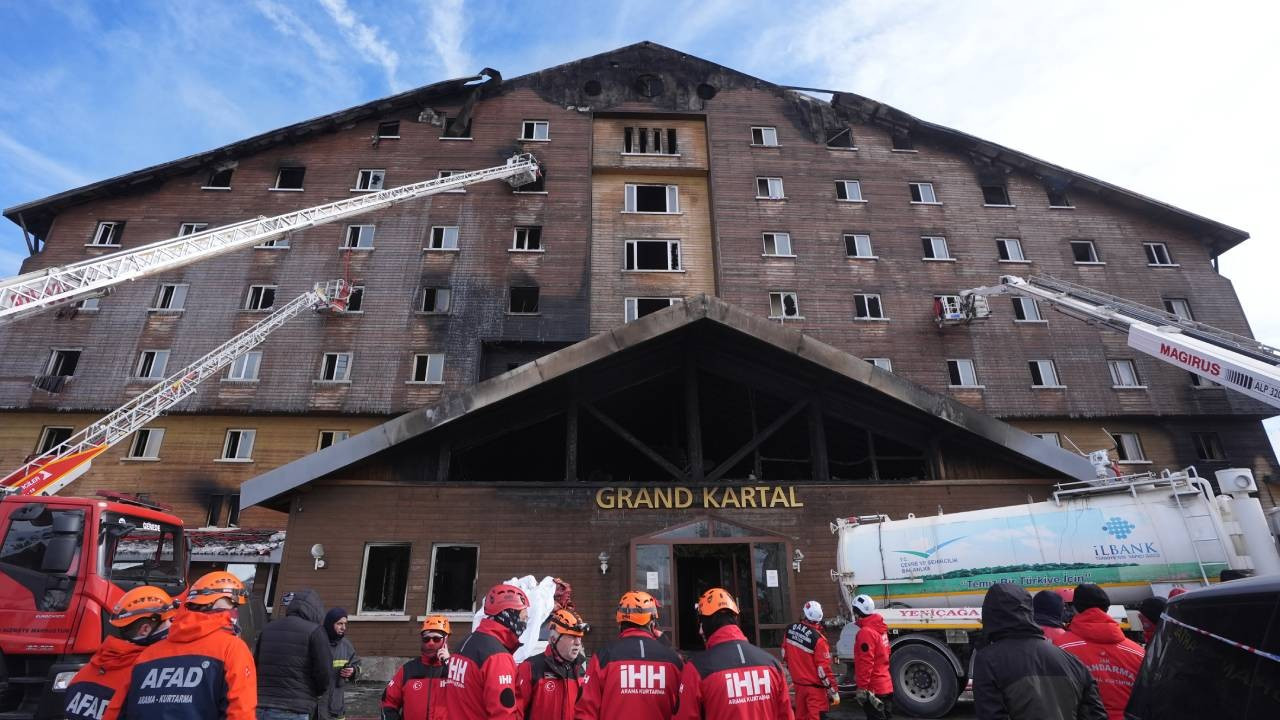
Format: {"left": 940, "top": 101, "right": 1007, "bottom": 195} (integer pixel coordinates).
{"left": 833, "top": 467, "right": 1280, "bottom": 610}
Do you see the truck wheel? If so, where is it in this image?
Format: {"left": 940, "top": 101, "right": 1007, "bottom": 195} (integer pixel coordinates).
{"left": 890, "top": 644, "right": 958, "bottom": 718}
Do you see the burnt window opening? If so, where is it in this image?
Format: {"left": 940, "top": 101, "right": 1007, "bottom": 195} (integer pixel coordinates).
{"left": 377, "top": 121, "right": 400, "bottom": 138}
{"left": 625, "top": 239, "right": 681, "bottom": 271}
{"left": 625, "top": 184, "right": 678, "bottom": 213}
{"left": 583, "top": 80, "right": 602, "bottom": 96}
{"left": 46, "top": 349, "right": 81, "bottom": 377}
{"left": 981, "top": 184, "right": 1012, "bottom": 205}
{"left": 891, "top": 133, "right": 914, "bottom": 151}
{"left": 825, "top": 127, "right": 855, "bottom": 149}
{"left": 634, "top": 74, "right": 664, "bottom": 97}
{"left": 274, "top": 167, "right": 306, "bottom": 190}
{"left": 359, "top": 543, "right": 410, "bottom": 614}
{"left": 623, "top": 127, "right": 679, "bottom": 155}
{"left": 206, "top": 168, "right": 233, "bottom": 188}
{"left": 443, "top": 116, "right": 471, "bottom": 138}
{"left": 428, "top": 545, "right": 479, "bottom": 613}
{"left": 513, "top": 226, "right": 543, "bottom": 251}
{"left": 509, "top": 286, "right": 540, "bottom": 314}
{"left": 343, "top": 286, "right": 364, "bottom": 312}
{"left": 1046, "top": 186, "right": 1072, "bottom": 207}
{"left": 624, "top": 297, "right": 677, "bottom": 322}
{"left": 206, "top": 494, "right": 224, "bottom": 527}
{"left": 1070, "top": 240, "right": 1100, "bottom": 263}
{"left": 36, "top": 427, "right": 73, "bottom": 454}
{"left": 419, "top": 287, "right": 451, "bottom": 313}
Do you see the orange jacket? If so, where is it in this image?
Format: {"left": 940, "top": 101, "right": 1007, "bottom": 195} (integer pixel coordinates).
{"left": 106, "top": 608, "right": 257, "bottom": 720}
{"left": 65, "top": 636, "right": 145, "bottom": 720}
{"left": 781, "top": 621, "right": 834, "bottom": 690}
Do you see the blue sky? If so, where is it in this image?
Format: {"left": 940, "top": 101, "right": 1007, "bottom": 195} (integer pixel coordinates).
{"left": 1, "top": 0, "right": 1277, "bottom": 445}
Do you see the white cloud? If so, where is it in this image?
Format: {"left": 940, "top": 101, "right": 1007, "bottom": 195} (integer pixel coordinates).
{"left": 425, "top": 0, "right": 472, "bottom": 79}
{"left": 254, "top": 0, "right": 339, "bottom": 63}
{"left": 318, "top": 0, "right": 402, "bottom": 90}
{"left": 0, "top": 129, "right": 92, "bottom": 190}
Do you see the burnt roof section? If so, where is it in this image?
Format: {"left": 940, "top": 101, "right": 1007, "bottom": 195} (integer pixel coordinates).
{"left": 240, "top": 294, "right": 1096, "bottom": 510}
{"left": 5, "top": 41, "right": 1248, "bottom": 256}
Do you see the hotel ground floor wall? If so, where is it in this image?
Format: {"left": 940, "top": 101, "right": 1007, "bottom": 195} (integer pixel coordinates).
{"left": 275, "top": 478, "right": 1081, "bottom": 658}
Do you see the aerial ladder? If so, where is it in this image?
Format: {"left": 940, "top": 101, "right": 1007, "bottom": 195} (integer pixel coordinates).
{"left": 1, "top": 154, "right": 541, "bottom": 494}
{"left": 958, "top": 275, "right": 1280, "bottom": 410}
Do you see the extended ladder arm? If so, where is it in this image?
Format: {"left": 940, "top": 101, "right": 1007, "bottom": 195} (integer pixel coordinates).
{"left": 1, "top": 280, "right": 352, "bottom": 496}
{"left": 961, "top": 275, "right": 1280, "bottom": 409}
{"left": 0, "top": 154, "right": 540, "bottom": 322}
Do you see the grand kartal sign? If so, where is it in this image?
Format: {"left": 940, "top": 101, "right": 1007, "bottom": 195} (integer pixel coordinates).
{"left": 595, "top": 485, "right": 804, "bottom": 510}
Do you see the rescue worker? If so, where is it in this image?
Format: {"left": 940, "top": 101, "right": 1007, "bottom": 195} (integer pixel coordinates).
{"left": 65, "top": 586, "right": 176, "bottom": 720}
{"left": 675, "top": 587, "right": 793, "bottom": 720}
{"left": 443, "top": 583, "right": 530, "bottom": 720}
{"left": 1054, "top": 584, "right": 1145, "bottom": 720}
{"left": 321, "top": 608, "right": 361, "bottom": 720}
{"left": 1136, "top": 597, "right": 1166, "bottom": 645}
{"left": 1033, "top": 590, "right": 1069, "bottom": 641}
{"left": 850, "top": 595, "right": 893, "bottom": 720}
{"left": 574, "top": 590, "right": 682, "bottom": 720}
{"left": 781, "top": 600, "right": 838, "bottom": 720}
{"left": 381, "top": 616, "right": 451, "bottom": 720}
{"left": 108, "top": 570, "right": 257, "bottom": 720}
{"left": 516, "top": 608, "right": 589, "bottom": 719}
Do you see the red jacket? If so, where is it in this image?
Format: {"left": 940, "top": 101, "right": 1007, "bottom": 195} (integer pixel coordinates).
{"left": 1054, "top": 608, "right": 1145, "bottom": 720}
{"left": 382, "top": 651, "right": 448, "bottom": 720}
{"left": 65, "top": 636, "right": 145, "bottom": 720}
{"left": 574, "top": 628, "right": 682, "bottom": 720}
{"left": 1040, "top": 624, "right": 1070, "bottom": 642}
{"left": 442, "top": 618, "right": 522, "bottom": 720}
{"left": 853, "top": 614, "right": 892, "bottom": 695}
{"left": 781, "top": 620, "right": 834, "bottom": 690}
{"left": 674, "top": 624, "right": 793, "bottom": 720}
{"left": 516, "top": 645, "right": 585, "bottom": 720}
{"left": 107, "top": 608, "right": 257, "bottom": 720}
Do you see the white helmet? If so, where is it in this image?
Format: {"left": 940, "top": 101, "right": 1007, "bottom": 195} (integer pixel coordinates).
{"left": 803, "top": 600, "right": 823, "bottom": 623}
{"left": 852, "top": 594, "right": 876, "bottom": 616}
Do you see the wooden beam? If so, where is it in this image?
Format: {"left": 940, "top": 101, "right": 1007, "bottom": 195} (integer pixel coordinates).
{"left": 565, "top": 400, "right": 579, "bottom": 482}
{"left": 582, "top": 402, "right": 687, "bottom": 482}
{"left": 707, "top": 398, "right": 809, "bottom": 482}
{"left": 685, "top": 351, "right": 704, "bottom": 482}
{"left": 809, "top": 396, "right": 830, "bottom": 483}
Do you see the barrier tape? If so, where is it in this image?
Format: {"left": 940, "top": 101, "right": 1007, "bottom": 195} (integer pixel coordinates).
{"left": 1160, "top": 612, "right": 1280, "bottom": 663}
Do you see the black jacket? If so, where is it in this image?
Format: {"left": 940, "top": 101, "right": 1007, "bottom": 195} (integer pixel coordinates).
{"left": 255, "top": 588, "right": 332, "bottom": 713}
{"left": 973, "top": 583, "right": 1107, "bottom": 720}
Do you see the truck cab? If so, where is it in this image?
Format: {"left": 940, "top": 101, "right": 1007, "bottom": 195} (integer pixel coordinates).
{"left": 0, "top": 494, "right": 185, "bottom": 719}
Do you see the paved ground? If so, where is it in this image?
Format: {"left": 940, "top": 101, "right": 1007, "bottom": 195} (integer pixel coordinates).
{"left": 342, "top": 681, "right": 978, "bottom": 719}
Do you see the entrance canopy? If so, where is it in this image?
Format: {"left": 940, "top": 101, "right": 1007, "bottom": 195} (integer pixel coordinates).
{"left": 242, "top": 295, "right": 1093, "bottom": 510}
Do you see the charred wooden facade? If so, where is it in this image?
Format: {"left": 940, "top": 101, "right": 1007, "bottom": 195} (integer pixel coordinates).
{"left": 1, "top": 43, "right": 1276, "bottom": 638}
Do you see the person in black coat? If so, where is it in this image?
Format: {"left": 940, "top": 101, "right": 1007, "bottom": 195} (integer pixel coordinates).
{"left": 972, "top": 583, "right": 1107, "bottom": 720}
{"left": 254, "top": 588, "right": 332, "bottom": 720}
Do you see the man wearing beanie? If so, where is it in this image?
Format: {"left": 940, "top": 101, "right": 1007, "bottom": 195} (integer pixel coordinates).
{"left": 1136, "top": 597, "right": 1166, "bottom": 646}
{"left": 1032, "top": 590, "right": 1069, "bottom": 640}
{"left": 320, "top": 608, "right": 361, "bottom": 720}
{"left": 1055, "top": 584, "right": 1145, "bottom": 720}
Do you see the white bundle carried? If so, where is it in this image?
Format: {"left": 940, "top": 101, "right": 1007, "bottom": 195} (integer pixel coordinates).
{"left": 471, "top": 575, "right": 559, "bottom": 663}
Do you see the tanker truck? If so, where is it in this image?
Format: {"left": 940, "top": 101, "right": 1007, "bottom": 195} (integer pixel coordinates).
{"left": 830, "top": 466, "right": 1280, "bottom": 718}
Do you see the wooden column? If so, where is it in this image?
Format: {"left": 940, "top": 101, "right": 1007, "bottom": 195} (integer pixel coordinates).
{"left": 808, "top": 396, "right": 830, "bottom": 483}
{"left": 685, "top": 353, "right": 704, "bottom": 482}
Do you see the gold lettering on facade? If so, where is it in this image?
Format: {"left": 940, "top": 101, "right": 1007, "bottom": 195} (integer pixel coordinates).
{"left": 595, "top": 486, "right": 800, "bottom": 510}
{"left": 674, "top": 487, "right": 694, "bottom": 508}
{"left": 633, "top": 488, "right": 654, "bottom": 509}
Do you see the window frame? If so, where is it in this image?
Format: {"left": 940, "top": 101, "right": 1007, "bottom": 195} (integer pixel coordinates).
{"left": 1192, "top": 432, "right": 1226, "bottom": 462}
{"left": 1032, "top": 432, "right": 1062, "bottom": 447}
{"left": 1011, "top": 297, "right": 1044, "bottom": 323}
{"left": 844, "top": 233, "right": 876, "bottom": 259}
{"left": 996, "top": 238, "right": 1027, "bottom": 263}
{"left": 908, "top": 182, "right": 939, "bottom": 204}
{"left": 511, "top": 226, "right": 544, "bottom": 252}
{"left": 437, "top": 169, "right": 467, "bottom": 193}
{"left": 356, "top": 542, "right": 412, "bottom": 617}
{"left": 853, "top": 293, "right": 887, "bottom": 321}
{"left": 520, "top": 120, "right": 550, "bottom": 142}
{"left": 835, "top": 180, "right": 865, "bottom": 202}
{"left": 1028, "top": 359, "right": 1064, "bottom": 388}
{"left": 45, "top": 348, "right": 82, "bottom": 377}
{"left": 426, "top": 226, "right": 460, "bottom": 251}
{"left": 1144, "top": 242, "right": 1177, "bottom": 267}
{"left": 219, "top": 429, "right": 256, "bottom": 462}
{"left": 255, "top": 237, "right": 290, "bottom": 250}
{"left": 178, "top": 222, "right": 208, "bottom": 237}
{"left": 271, "top": 166, "right": 306, "bottom": 191}
{"left": 761, "top": 232, "right": 794, "bottom": 258}
{"left": 946, "top": 359, "right": 981, "bottom": 388}
{"left": 243, "top": 285, "right": 277, "bottom": 311}
{"left": 1111, "top": 432, "right": 1149, "bottom": 464}
{"left": 317, "top": 430, "right": 350, "bottom": 451}
{"left": 980, "top": 184, "right": 1013, "bottom": 207}
{"left": 623, "top": 297, "right": 679, "bottom": 323}
{"left": 755, "top": 177, "right": 786, "bottom": 200}
{"left": 354, "top": 169, "right": 386, "bottom": 192}
{"left": 125, "top": 427, "right": 165, "bottom": 460}
{"left": 1046, "top": 187, "right": 1073, "bottom": 208}
{"left": 341, "top": 224, "right": 376, "bottom": 250}
{"left": 767, "top": 291, "right": 802, "bottom": 320}
{"left": 409, "top": 353, "right": 446, "bottom": 384}
{"left": 921, "top": 236, "right": 952, "bottom": 261}
{"left": 622, "top": 127, "right": 679, "bottom": 155}
{"left": 866, "top": 357, "right": 893, "bottom": 372}
{"left": 226, "top": 351, "right": 261, "bottom": 381}
{"left": 376, "top": 120, "right": 401, "bottom": 139}
{"left": 89, "top": 221, "right": 122, "bottom": 247}
{"left": 134, "top": 349, "right": 171, "bottom": 380}
{"left": 341, "top": 286, "right": 365, "bottom": 313}
{"left": 418, "top": 287, "right": 452, "bottom": 314}
{"left": 425, "top": 543, "right": 480, "bottom": 618}
{"left": 508, "top": 286, "right": 540, "bottom": 315}
{"left": 623, "top": 184, "right": 680, "bottom": 214}
{"left": 203, "top": 168, "right": 233, "bottom": 190}
{"left": 1070, "top": 240, "right": 1103, "bottom": 264}
{"left": 624, "top": 239, "right": 682, "bottom": 272}
{"left": 1108, "top": 359, "right": 1145, "bottom": 389}
{"left": 36, "top": 426, "right": 74, "bottom": 455}
{"left": 750, "top": 126, "right": 779, "bottom": 147}
{"left": 318, "top": 352, "right": 353, "bottom": 383}
{"left": 151, "top": 283, "right": 189, "bottom": 312}
{"left": 1164, "top": 298, "right": 1194, "bottom": 321}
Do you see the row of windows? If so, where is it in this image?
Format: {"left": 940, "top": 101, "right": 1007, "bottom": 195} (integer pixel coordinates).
{"left": 857, "top": 355, "right": 1154, "bottom": 391}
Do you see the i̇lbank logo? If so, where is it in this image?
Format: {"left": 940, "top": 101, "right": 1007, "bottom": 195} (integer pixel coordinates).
{"left": 723, "top": 670, "right": 771, "bottom": 703}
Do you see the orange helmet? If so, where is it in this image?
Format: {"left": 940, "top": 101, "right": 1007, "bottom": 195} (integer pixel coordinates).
{"left": 110, "top": 586, "right": 176, "bottom": 628}
{"left": 186, "top": 571, "right": 248, "bottom": 606}
{"left": 696, "top": 587, "right": 740, "bottom": 617}
{"left": 617, "top": 591, "right": 660, "bottom": 627}
{"left": 548, "top": 608, "right": 590, "bottom": 637}
{"left": 483, "top": 584, "right": 530, "bottom": 615}
{"left": 421, "top": 615, "right": 452, "bottom": 636}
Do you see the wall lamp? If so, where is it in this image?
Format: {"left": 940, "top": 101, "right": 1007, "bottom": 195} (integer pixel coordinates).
{"left": 598, "top": 551, "right": 610, "bottom": 575}
{"left": 792, "top": 548, "right": 804, "bottom": 573}
{"left": 311, "top": 543, "right": 326, "bottom": 570}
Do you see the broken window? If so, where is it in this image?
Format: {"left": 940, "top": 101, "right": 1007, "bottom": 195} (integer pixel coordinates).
{"left": 921, "top": 236, "right": 951, "bottom": 260}
{"left": 513, "top": 226, "right": 543, "bottom": 251}
{"left": 909, "top": 182, "right": 938, "bottom": 203}
{"left": 981, "top": 184, "right": 1012, "bottom": 205}
{"left": 244, "top": 285, "right": 276, "bottom": 310}
{"left": 1012, "top": 297, "right": 1042, "bottom": 321}
{"left": 1029, "top": 360, "right": 1061, "bottom": 387}
{"left": 227, "top": 352, "right": 261, "bottom": 380}
{"left": 178, "top": 222, "right": 208, "bottom": 237}
{"left": 152, "top": 284, "right": 188, "bottom": 311}
{"left": 521, "top": 120, "right": 550, "bottom": 141}
{"left": 205, "top": 168, "right": 233, "bottom": 189}
{"left": 221, "top": 429, "right": 255, "bottom": 460}
{"left": 343, "top": 286, "right": 364, "bottom": 312}
{"left": 835, "top": 180, "right": 863, "bottom": 201}
{"left": 756, "top": 177, "right": 785, "bottom": 199}
{"left": 947, "top": 359, "right": 979, "bottom": 387}
{"left": 427, "top": 226, "right": 459, "bottom": 250}
{"left": 443, "top": 116, "right": 471, "bottom": 138}
{"left": 1070, "top": 240, "right": 1100, "bottom": 263}
{"left": 854, "top": 294, "right": 885, "bottom": 320}
{"left": 319, "top": 352, "right": 352, "bottom": 382}
{"left": 624, "top": 297, "right": 677, "bottom": 322}
{"left": 1046, "top": 186, "right": 1072, "bottom": 207}
{"left": 355, "top": 169, "right": 385, "bottom": 191}
{"left": 90, "top": 222, "right": 122, "bottom": 246}
{"left": 768, "top": 292, "right": 801, "bottom": 319}
{"left": 1164, "top": 298, "right": 1194, "bottom": 321}
{"left": 419, "top": 287, "right": 451, "bottom": 313}
{"left": 622, "top": 127, "right": 678, "bottom": 154}
{"left": 427, "top": 545, "right": 478, "bottom": 613}
{"left": 891, "top": 133, "right": 914, "bottom": 151}
{"left": 411, "top": 354, "right": 445, "bottom": 383}
{"left": 358, "top": 543, "right": 410, "bottom": 615}
{"left": 624, "top": 239, "right": 681, "bottom": 271}
{"left": 135, "top": 350, "right": 170, "bottom": 379}
{"left": 36, "top": 427, "right": 73, "bottom": 454}
{"left": 826, "top": 127, "right": 855, "bottom": 149}
{"left": 342, "top": 225, "right": 375, "bottom": 249}
{"left": 762, "top": 232, "right": 793, "bottom": 256}
{"left": 845, "top": 234, "right": 874, "bottom": 258}
{"left": 751, "top": 127, "right": 779, "bottom": 146}
{"left": 1111, "top": 432, "right": 1147, "bottom": 462}
{"left": 1192, "top": 432, "right": 1225, "bottom": 462}
{"left": 274, "top": 167, "right": 306, "bottom": 190}
{"left": 624, "top": 184, "right": 678, "bottom": 212}
{"left": 377, "top": 120, "right": 400, "bottom": 138}
{"left": 996, "top": 238, "right": 1025, "bottom": 262}
{"left": 317, "top": 430, "right": 349, "bottom": 450}
{"left": 1109, "top": 359, "right": 1141, "bottom": 387}
{"left": 1144, "top": 242, "right": 1174, "bottom": 265}
{"left": 45, "top": 349, "right": 81, "bottom": 377}
{"left": 127, "top": 428, "right": 164, "bottom": 459}
{"left": 509, "top": 286, "right": 540, "bottom": 314}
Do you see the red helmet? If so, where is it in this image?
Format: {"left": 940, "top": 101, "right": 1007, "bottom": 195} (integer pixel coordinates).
{"left": 483, "top": 584, "right": 530, "bottom": 615}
